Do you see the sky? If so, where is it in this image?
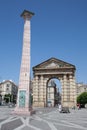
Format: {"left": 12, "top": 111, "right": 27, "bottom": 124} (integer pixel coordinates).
{"left": 0, "top": 0, "right": 87, "bottom": 85}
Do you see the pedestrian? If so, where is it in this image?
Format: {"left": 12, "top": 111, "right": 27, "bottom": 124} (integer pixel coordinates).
{"left": 59, "top": 104, "right": 62, "bottom": 112}
{"left": 77, "top": 103, "right": 80, "bottom": 110}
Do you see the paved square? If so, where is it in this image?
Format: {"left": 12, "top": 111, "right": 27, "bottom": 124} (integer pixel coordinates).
{"left": 0, "top": 106, "right": 87, "bottom": 130}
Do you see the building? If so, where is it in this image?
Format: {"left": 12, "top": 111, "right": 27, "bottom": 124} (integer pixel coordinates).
{"left": 55, "top": 87, "right": 61, "bottom": 105}
{"left": 47, "top": 79, "right": 57, "bottom": 107}
{"left": 76, "top": 82, "right": 87, "bottom": 96}
{"left": 0, "top": 80, "right": 18, "bottom": 104}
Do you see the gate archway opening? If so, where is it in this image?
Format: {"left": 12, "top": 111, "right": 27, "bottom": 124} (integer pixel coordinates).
{"left": 46, "top": 78, "right": 61, "bottom": 107}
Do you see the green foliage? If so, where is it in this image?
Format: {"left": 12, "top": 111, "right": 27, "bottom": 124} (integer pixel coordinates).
{"left": 4, "top": 94, "right": 16, "bottom": 103}
{"left": 77, "top": 92, "right": 87, "bottom": 105}
{"left": 4, "top": 94, "right": 12, "bottom": 103}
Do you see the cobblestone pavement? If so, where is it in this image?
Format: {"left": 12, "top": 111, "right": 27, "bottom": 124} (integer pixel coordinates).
{"left": 0, "top": 106, "right": 87, "bottom": 130}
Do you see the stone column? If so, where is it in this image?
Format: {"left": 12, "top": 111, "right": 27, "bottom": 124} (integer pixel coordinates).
{"left": 39, "top": 75, "right": 44, "bottom": 107}
{"left": 33, "top": 76, "right": 38, "bottom": 102}
{"left": 72, "top": 76, "right": 76, "bottom": 107}
{"left": 62, "top": 74, "right": 68, "bottom": 106}
{"left": 33, "top": 76, "right": 39, "bottom": 107}
{"left": 60, "top": 77, "right": 64, "bottom": 105}
{"left": 67, "top": 76, "right": 70, "bottom": 102}
{"left": 14, "top": 10, "right": 34, "bottom": 115}
{"left": 69, "top": 74, "right": 76, "bottom": 107}
{"left": 43, "top": 78, "right": 47, "bottom": 107}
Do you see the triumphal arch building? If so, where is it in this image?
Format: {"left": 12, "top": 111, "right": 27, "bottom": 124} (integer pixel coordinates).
{"left": 32, "top": 57, "right": 76, "bottom": 108}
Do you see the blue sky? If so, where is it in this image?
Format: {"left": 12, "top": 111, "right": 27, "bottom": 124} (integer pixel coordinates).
{"left": 0, "top": 0, "right": 87, "bottom": 85}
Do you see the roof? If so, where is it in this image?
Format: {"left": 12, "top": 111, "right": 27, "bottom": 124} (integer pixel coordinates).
{"left": 33, "top": 57, "right": 76, "bottom": 70}
{"left": 0, "top": 80, "right": 18, "bottom": 87}
{"left": 21, "top": 10, "right": 35, "bottom": 17}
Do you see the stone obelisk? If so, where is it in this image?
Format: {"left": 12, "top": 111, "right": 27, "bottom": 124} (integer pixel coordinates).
{"left": 15, "top": 10, "right": 34, "bottom": 115}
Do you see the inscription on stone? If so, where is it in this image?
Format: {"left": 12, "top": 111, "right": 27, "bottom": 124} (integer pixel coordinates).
{"left": 19, "top": 90, "right": 26, "bottom": 107}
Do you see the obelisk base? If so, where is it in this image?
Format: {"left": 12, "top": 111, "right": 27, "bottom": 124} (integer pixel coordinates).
{"left": 13, "top": 107, "right": 35, "bottom": 116}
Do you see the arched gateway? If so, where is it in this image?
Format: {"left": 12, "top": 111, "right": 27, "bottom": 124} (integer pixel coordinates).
{"left": 32, "top": 57, "right": 76, "bottom": 108}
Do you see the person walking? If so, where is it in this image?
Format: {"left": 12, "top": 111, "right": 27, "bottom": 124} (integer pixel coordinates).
{"left": 59, "top": 104, "right": 62, "bottom": 112}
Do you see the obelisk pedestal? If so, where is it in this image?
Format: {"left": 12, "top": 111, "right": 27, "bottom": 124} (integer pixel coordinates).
{"left": 14, "top": 10, "right": 34, "bottom": 115}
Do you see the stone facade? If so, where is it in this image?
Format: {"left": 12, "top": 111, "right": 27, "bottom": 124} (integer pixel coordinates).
{"left": 76, "top": 82, "right": 87, "bottom": 96}
{"left": 32, "top": 57, "right": 76, "bottom": 108}
{"left": 0, "top": 80, "right": 18, "bottom": 104}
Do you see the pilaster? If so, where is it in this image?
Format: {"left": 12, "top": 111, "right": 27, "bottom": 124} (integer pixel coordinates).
{"left": 43, "top": 78, "right": 47, "bottom": 107}
{"left": 33, "top": 76, "right": 39, "bottom": 107}
{"left": 38, "top": 75, "right": 44, "bottom": 107}
{"left": 60, "top": 77, "right": 63, "bottom": 105}
{"left": 69, "top": 74, "right": 76, "bottom": 107}
{"left": 63, "top": 75, "right": 67, "bottom": 103}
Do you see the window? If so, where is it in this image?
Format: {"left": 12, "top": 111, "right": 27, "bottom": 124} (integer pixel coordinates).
{"left": 6, "top": 84, "right": 10, "bottom": 91}
{"left": 7, "top": 84, "right": 10, "bottom": 87}
{"left": 6, "top": 87, "right": 9, "bottom": 91}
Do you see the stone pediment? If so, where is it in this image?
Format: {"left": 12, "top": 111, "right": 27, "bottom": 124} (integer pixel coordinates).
{"left": 33, "top": 57, "right": 76, "bottom": 70}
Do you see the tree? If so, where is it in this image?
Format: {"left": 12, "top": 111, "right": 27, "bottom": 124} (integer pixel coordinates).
{"left": 77, "top": 92, "right": 87, "bottom": 107}
{"left": 4, "top": 94, "right": 12, "bottom": 103}
{"left": 4, "top": 94, "right": 16, "bottom": 104}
